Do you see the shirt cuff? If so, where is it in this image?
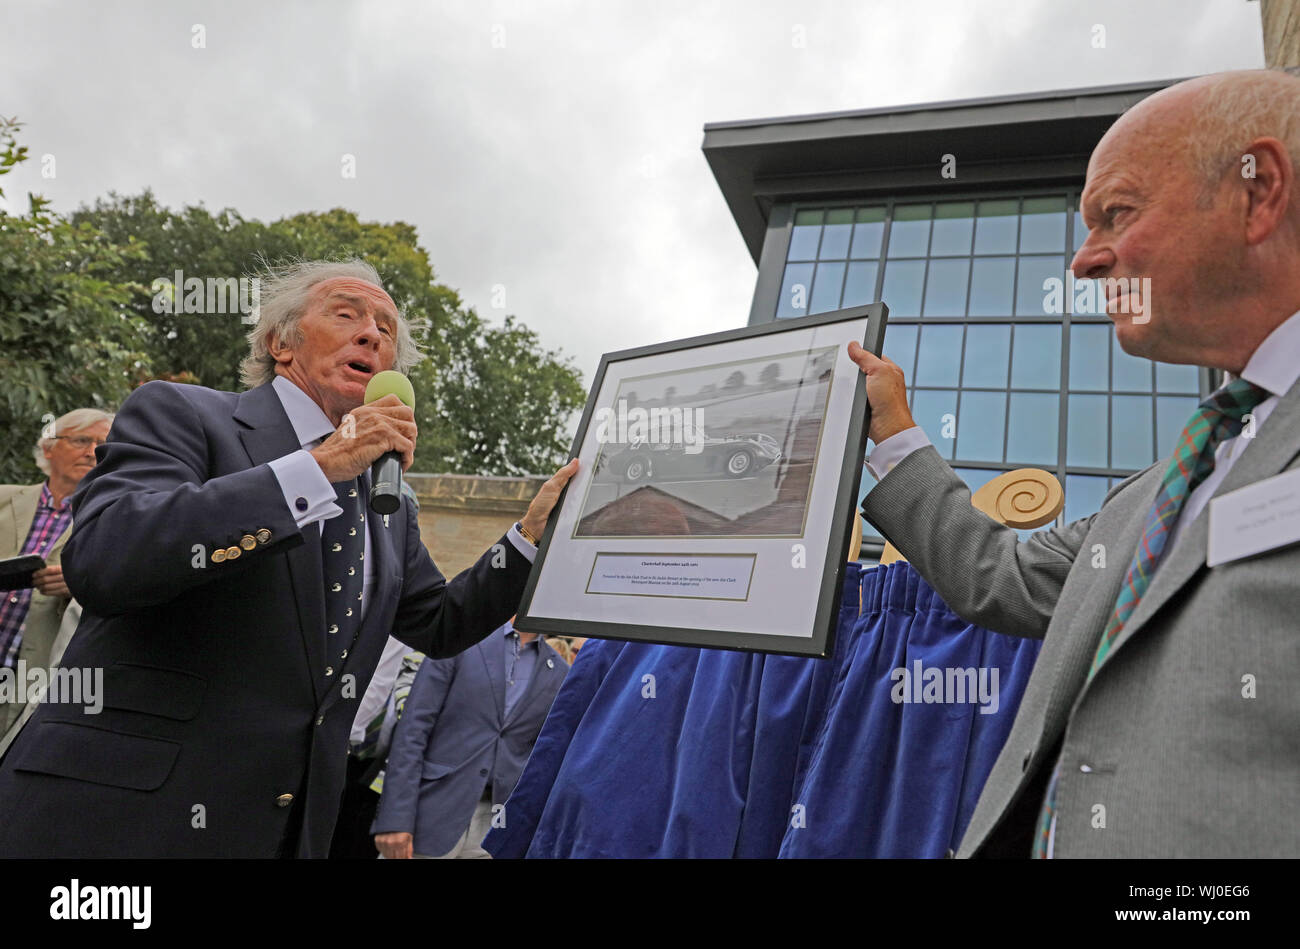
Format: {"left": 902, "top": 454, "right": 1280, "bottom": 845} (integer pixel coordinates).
{"left": 507, "top": 523, "right": 538, "bottom": 564}
{"left": 268, "top": 450, "right": 344, "bottom": 529}
{"left": 865, "top": 426, "right": 932, "bottom": 482}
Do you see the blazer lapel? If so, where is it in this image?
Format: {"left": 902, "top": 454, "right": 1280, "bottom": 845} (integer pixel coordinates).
{"left": 235, "top": 383, "right": 328, "bottom": 702}
{"left": 480, "top": 630, "right": 506, "bottom": 724}
{"left": 7, "top": 484, "right": 41, "bottom": 555}
{"left": 503, "top": 640, "right": 561, "bottom": 728}
{"left": 1096, "top": 374, "right": 1300, "bottom": 674}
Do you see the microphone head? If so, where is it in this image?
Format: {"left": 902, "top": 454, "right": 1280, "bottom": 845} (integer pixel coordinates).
{"left": 364, "top": 370, "right": 415, "bottom": 409}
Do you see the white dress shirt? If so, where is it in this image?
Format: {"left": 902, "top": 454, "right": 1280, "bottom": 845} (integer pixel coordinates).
{"left": 263, "top": 376, "right": 537, "bottom": 628}
{"left": 866, "top": 308, "right": 1300, "bottom": 560}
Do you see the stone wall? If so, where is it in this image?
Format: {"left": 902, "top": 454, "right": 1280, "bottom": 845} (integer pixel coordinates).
{"left": 1261, "top": 0, "right": 1300, "bottom": 68}
{"left": 406, "top": 472, "right": 546, "bottom": 576}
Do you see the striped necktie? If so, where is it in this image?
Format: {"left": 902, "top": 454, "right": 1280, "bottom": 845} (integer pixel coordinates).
{"left": 1032, "top": 376, "right": 1271, "bottom": 858}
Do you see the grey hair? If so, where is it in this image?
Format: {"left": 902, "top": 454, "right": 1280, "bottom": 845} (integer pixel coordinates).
{"left": 239, "top": 258, "right": 424, "bottom": 389}
{"left": 1184, "top": 68, "right": 1300, "bottom": 207}
{"left": 34, "top": 408, "right": 115, "bottom": 475}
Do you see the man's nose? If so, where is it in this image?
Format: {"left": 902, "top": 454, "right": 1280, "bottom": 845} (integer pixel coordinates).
{"left": 1070, "top": 235, "right": 1113, "bottom": 280}
{"left": 351, "top": 314, "right": 384, "bottom": 346}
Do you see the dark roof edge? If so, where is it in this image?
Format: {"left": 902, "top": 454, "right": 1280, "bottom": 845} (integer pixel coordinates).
{"left": 702, "top": 76, "right": 1191, "bottom": 132}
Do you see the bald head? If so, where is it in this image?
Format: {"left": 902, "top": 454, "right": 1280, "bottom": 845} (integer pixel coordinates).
{"left": 1107, "top": 69, "right": 1300, "bottom": 207}
{"left": 1072, "top": 69, "right": 1300, "bottom": 373}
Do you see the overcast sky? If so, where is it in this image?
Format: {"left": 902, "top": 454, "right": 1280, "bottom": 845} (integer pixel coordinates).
{"left": 2, "top": 0, "right": 1266, "bottom": 391}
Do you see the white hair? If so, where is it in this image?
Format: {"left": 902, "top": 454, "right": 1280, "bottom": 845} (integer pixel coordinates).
{"left": 34, "top": 408, "right": 115, "bottom": 475}
{"left": 1184, "top": 68, "right": 1300, "bottom": 207}
{"left": 239, "top": 258, "right": 424, "bottom": 389}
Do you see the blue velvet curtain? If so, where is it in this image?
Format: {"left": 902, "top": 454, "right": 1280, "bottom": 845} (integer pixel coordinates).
{"left": 485, "top": 560, "right": 1042, "bottom": 858}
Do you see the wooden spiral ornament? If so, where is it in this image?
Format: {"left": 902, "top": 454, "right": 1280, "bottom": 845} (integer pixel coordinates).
{"left": 876, "top": 467, "right": 1064, "bottom": 565}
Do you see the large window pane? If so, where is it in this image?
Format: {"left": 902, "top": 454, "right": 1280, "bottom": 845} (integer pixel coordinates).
{"left": 1157, "top": 395, "right": 1199, "bottom": 456}
{"left": 954, "top": 467, "right": 1004, "bottom": 495}
{"left": 962, "top": 324, "right": 1011, "bottom": 388}
{"left": 1064, "top": 474, "right": 1110, "bottom": 522}
{"left": 809, "top": 262, "right": 846, "bottom": 314}
{"left": 888, "top": 204, "right": 932, "bottom": 257}
{"left": 930, "top": 201, "right": 975, "bottom": 256}
{"left": 1019, "top": 196, "right": 1067, "bottom": 253}
{"left": 788, "top": 210, "right": 823, "bottom": 261}
{"left": 968, "top": 257, "right": 1016, "bottom": 317}
{"left": 914, "top": 324, "right": 963, "bottom": 386}
{"left": 923, "top": 258, "right": 970, "bottom": 316}
{"left": 1068, "top": 394, "right": 1108, "bottom": 467}
{"left": 912, "top": 388, "right": 958, "bottom": 460}
{"left": 1006, "top": 392, "right": 1059, "bottom": 464}
{"left": 1011, "top": 324, "right": 1061, "bottom": 389}
{"left": 881, "top": 259, "right": 926, "bottom": 317}
{"left": 956, "top": 390, "right": 1006, "bottom": 462}
{"left": 1112, "top": 395, "right": 1154, "bottom": 468}
{"left": 841, "top": 261, "right": 879, "bottom": 308}
{"left": 776, "top": 263, "right": 814, "bottom": 319}
{"left": 1069, "top": 323, "right": 1109, "bottom": 391}
{"left": 819, "top": 208, "right": 854, "bottom": 259}
{"left": 882, "top": 322, "right": 918, "bottom": 379}
{"left": 1015, "top": 255, "right": 1065, "bottom": 316}
{"left": 1112, "top": 334, "right": 1153, "bottom": 391}
{"left": 850, "top": 207, "right": 886, "bottom": 259}
{"left": 974, "top": 199, "right": 1019, "bottom": 254}
{"left": 1073, "top": 210, "right": 1089, "bottom": 252}
{"left": 1155, "top": 361, "right": 1200, "bottom": 394}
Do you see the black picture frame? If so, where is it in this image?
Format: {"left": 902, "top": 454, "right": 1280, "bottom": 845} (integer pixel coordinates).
{"left": 515, "top": 302, "right": 888, "bottom": 658}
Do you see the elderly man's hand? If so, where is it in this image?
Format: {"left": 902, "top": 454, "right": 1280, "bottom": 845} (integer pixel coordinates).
{"left": 519, "top": 459, "right": 580, "bottom": 541}
{"left": 31, "top": 565, "right": 70, "bottom": 598}
{"left": 375, "top": 831, "right": 413, "bottom": 859}
{"left": 847, "top": 341, "right": 917, "bottom": 445}
{"left": 310, "top": 394, "right": 417, "bottom": 484}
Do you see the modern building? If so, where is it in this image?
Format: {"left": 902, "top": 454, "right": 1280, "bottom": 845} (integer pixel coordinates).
{"left": 702, "top": 79, "right": 1229, "bottom": 559}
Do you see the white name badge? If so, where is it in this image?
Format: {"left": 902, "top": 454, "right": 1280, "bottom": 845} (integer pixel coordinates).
{"left": 1207, "top": 466, "right": 1300, "bottom": 567}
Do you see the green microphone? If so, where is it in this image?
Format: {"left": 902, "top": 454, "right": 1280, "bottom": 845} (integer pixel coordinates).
{"left": 363, "top": 370, "right": 416, "bottom": 515}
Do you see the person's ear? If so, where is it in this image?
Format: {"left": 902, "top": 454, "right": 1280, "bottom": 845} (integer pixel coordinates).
{"left": 268, "top": 331, "right": 294, "bottom": 366}
{"left": 1240, "top": 136, "right": 1293, "bottom": 247}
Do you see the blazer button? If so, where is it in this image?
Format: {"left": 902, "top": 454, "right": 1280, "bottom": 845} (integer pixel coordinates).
{"left": 239, "top": 534, "right": 257, "bottom": 551}
{"left": 276, "top": 794, "right": 294, "bottom": 807}
{"left": 340, "top": 649, "right": 348, "bottom": 659}
{"left": 325, "top": 666, "right": 334, "bottom": 677}
{"left": 315, "top": 715, "right": 324, "bottom": 726}
{"left": 255, "top": 528, "right": 272, "bottom": 545}
{"left": 211, "top": 548, "right": 227, "bottom": 563}
{"left": 225, "top": 546, "right": 241, "bottom": 561}
{"left": 480, "top": 768, "right": 488, "bottom": 777}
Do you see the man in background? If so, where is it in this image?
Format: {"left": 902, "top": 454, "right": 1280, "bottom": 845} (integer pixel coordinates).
{"left": 0, "top": 408, "right": 113, "bottom": 751}
{"left": 372, "top": 616, "right": 568, "bottom": 859}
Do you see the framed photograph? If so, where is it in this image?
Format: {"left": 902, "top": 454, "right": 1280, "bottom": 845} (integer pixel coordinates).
{"left": 515, "top": 302, "right": 887, "bottom": 657}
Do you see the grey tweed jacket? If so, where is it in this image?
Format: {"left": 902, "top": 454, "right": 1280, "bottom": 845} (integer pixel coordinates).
{"left": 861, "top": 376, "right": 1300, "bottom": 858}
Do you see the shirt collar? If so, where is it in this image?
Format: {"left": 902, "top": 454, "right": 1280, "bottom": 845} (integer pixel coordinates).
{"left": 271, "top": 376, "right": 337, "bottom": 448}
{"left": 38, "top": 482, "right": 68, "bottom": 512}
{"left": 1225, "top": 307, "right": 1300, "bottom": 397}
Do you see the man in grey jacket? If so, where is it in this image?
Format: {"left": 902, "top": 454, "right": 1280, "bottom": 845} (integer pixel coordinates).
{"left": 851, "top": 68, "right": 1300, "bottom": 858}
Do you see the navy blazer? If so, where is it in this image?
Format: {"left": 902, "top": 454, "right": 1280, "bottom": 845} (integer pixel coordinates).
{"left": 0, "top": 380, "right": 532, "bottom": 858}
{"left": 371, "top": 631, "right": 568, "bottom": 857}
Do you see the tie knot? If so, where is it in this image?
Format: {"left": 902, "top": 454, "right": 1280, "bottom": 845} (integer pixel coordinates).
{"left": 1200, "top": 378, "right": 1270, "bottom": 423}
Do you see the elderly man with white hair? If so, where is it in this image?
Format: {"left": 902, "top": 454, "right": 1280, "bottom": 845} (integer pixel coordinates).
{"left": 0, "top": 408, "right": 113, "bottom": 741}
{"left": 851, "top": 68, "right": 1300, "bottom": 858}
{"left": 0, "top": 259, "right": 578, "bottom": 858}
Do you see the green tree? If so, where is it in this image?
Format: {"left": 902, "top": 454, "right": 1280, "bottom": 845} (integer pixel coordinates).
{"left": 0, "top": 118, "right": 152, "bottom": 484}
{"left": 69, "top": 194, "right": 584, "bottom": 475}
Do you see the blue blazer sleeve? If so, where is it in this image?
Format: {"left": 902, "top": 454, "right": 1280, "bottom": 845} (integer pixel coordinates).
{"left": 371, "top": 654, "right": 456, "bottom": 835}
{"left": 62, "top": 382, "right": 305, "bottom": 616}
